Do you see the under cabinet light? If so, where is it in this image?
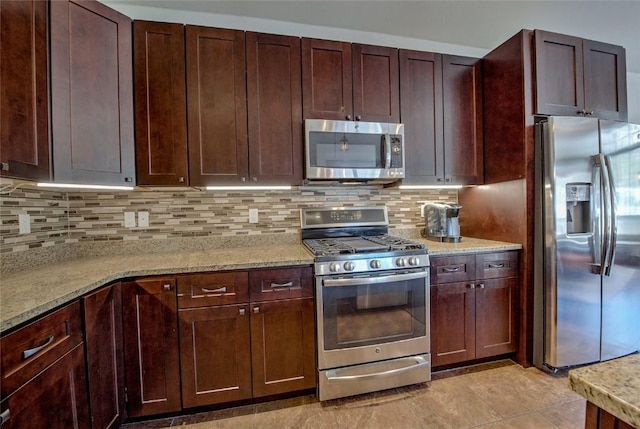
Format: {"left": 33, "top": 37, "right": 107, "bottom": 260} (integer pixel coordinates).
{"left": 398, "top": 185, "right": 463, "bottom": 190}
{"left": 205, "top": 185, "right": 292, "bottom": 191}
{"left": 37, "top": 182, "right": 134, "bottom": 191}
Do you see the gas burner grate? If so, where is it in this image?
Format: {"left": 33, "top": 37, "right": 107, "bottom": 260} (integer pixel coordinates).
{"left": 365, "top": 235, "right": 427, "bottom": 251}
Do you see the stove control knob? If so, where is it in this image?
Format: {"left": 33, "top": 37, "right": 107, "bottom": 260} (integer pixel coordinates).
{"left": 408, "top": 256, "right": 419, "bottom": 266}
{"left": 343, "top": 261, "right": 356, "bottom": 271}
{"left": 329, "top": 262, "right": 341, "bottom": 272}
{"left": 370, "top": 259, "right": 381, "bottom": 269}
{"left": 396, "top": 258, "right": 407, "bottom": 267}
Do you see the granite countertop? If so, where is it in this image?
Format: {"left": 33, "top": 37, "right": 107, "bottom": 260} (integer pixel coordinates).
{"left": 569, "top": 354, "right": 640, "bottom": 428}
{"left": 0, "top": 234, "right": 520, "bottom": 333}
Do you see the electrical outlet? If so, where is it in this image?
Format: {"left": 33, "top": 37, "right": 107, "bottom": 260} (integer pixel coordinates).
{"left": 249, "top": 208, "right": 259, "bottom": 224}
{"left": 18, "top": 213, "right": 31, "bottom": 234}
{"left": 138, "top": 211, "right": 149, "bottom": 228}
{"left": 124, "top": 212, "right": 136, "bottom": 228}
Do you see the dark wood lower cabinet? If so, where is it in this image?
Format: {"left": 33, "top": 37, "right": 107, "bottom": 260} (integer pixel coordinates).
{"left": 475, "top": 277, "right": 519, "bottom": 358}
{"left": 585, "top": 401, "right": 635, "bottom": 429}
{"left": 179, "top": 304, "right": 252, "bottom": 408}
{"left": 0, "top": 345, "right": 90, "bottom": 429}
{"left": 250, "top": 298, "right": 316, "bottom": 397}
{"left": 122, "top": 278, "right": 181, "bottom": 418}
{"left": 83, "top": 283, "right": 125, "bottom": 429}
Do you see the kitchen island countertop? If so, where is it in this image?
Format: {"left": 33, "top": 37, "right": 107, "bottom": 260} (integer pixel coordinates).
{"left": 0, "top": 235, "right": 520, "bottom": 333}
{"left": 569, "top": 354, "right": 640, "bottom": 428}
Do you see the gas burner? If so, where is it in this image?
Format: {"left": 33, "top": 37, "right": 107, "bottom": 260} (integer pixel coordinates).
{"left": 365, "top": 235, "right": 427, "bottom": 251}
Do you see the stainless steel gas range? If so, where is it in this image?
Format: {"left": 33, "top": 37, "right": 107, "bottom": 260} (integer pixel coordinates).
{"left": 300, "top": 206, "right": 431, "bottom": 401}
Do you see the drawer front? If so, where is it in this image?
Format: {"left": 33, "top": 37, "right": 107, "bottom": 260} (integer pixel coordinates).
{"left": 430, "top": 255, "right": 475, "bottom": 284}
{"left": 1, "top": 301, "right": 83, "bottom": 397}
{"left": 177, "top": 271, "right": 249, "bottom": 308}
{"left": 476, "top": 251, "right": 519, "bottom": 279}
{"left": 249, "top": 266, "right": 313, "bottom": 302}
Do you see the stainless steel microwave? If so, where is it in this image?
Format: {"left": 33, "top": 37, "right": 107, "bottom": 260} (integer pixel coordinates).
{"left": 304, "top": 119, "right": 405, "bottom": 184}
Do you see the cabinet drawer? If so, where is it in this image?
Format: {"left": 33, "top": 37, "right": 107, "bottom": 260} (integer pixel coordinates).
{"left": 249, "top": 266, "right": 313, "bottom": 302}
{"left": 177, "top": 271, "right": 249, "bottom": 308}
{"left": 1, "top": 301, "right": 83, "bottom": 397}
{"left": 476, "top": 251, "right": 519, "bottom": 279}
{"left": 430, "top": 255, "right": 475, "bottom": 284}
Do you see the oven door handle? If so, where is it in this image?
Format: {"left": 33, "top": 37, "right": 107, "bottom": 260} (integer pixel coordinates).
{"left": 322, "top": 271, "right": 427, "bottom": 287}
{"left": 325, "top": 355, "right": 429, "bottom": 382}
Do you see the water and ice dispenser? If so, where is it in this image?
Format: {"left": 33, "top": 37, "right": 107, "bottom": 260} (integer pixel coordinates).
{"left": 566, "top": 184, "right": 591, "bottom": 234}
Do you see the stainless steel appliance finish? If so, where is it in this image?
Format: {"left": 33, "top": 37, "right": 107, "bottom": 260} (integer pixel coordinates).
{"left": 422, "top": 202, "right": 462, "bottom": 243}
{"left": 304, "top": 119, "right": 405, "bottom": 184}
{"left": 301, "top": 206, "right": 430, "bottom": 401}
{"left": 533, "top": 116, "right": 640, "bottom": 370}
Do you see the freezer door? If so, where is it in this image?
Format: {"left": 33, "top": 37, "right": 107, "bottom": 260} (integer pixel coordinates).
{"left": 599, "top": 120, "right": 640, "bottom": 360}
{"left": 541, "top": 116, "right": 602, "bottom": 368}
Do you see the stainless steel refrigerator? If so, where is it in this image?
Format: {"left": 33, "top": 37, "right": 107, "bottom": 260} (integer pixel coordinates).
{"left": 533, "top": 116, "right": 640, "bottom": 370}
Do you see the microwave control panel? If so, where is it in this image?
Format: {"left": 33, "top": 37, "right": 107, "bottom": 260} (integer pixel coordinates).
{"left": 390, "top": 136, "right": 403, "bottom": 167}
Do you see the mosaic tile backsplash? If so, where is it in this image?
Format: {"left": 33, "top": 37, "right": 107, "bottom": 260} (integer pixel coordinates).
{"left": 0, "top": 183, "right": 457, "bottom": 255}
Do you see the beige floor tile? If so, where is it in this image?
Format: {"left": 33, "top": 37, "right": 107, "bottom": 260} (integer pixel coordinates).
{"left": 331, "top": 391, "right": 426, "bottom": 429}
{"left": 473, "top": 412, "right": 560, "bottom": 429}
{"left": 538, "top": 398, "right": 586, "bottom": 429}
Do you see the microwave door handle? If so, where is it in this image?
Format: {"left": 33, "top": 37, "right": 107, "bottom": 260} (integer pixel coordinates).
{"left": 384, "top": 134, "right": 392, "bottom": 168}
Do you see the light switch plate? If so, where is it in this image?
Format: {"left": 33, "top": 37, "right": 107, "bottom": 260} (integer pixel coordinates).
{"left": 124, "top": 212, "right": 136, "bottom": 228}
{"left": 18, "top": 213, "right": 31, "bottom": 234}
{"left": 249, "top": 208, "right": 259, "bottom": 224}
{"left": 138, "top": 211, "right": 149, "bottom": 228}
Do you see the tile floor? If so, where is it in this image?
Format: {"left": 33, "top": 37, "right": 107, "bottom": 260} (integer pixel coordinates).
{"left": 122, "top": 360, "right": 586, "bottom": 429}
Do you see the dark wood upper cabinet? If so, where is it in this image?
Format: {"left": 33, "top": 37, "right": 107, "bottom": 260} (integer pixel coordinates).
{"left": 133, "top": 21, "right": 188, "bottom": 186}
{"left": 400, "top": 52, "right": 482, "bottom": 185}
{"left": 352, "top": 44, "right": 400, "bottom": 123}
{"left": 399, "top": 50, "right": 443, "bottom": 184}
{"left": 534, "top": 30, "right": 627, "bottom": 121}
{"left": 83, "top": 283, "right": 125, "bottom": 429}
{"left": 302, "top": 39, "right": 399, "bottom": 122}
{"left": 301, "top": 38, "right": 352, "bottom": 121}
{"left": 442, "top": 55, "right": 483, "bottom": 185}
{"left": 0, "top": 0, "right": 50, "bottom": 181}
{"left": 122, "top": 278, "right": 181, "bottom": 418}
{"left": 186, "top": 25, "right": 248, "bottom": 186}
{"left": 246, "top": 32, "right": 303, "bottom": 185}
{"left": 50, "top": 0, "right": 135, "bottom": 185}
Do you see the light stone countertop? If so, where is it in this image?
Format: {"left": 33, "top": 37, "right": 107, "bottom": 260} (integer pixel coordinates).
{"left": 0, "top": 235, "right": 520, "bottom": 333}
{"left": 569, "top": 354, "right": 640, "bottom": 428}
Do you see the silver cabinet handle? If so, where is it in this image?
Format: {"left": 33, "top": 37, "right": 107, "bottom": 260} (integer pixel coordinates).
{"left": 487, "top": 263, "right": 505, "bottom": 268}
{"left": 270, "top": 282, "right": 293, "bottom": 288}
{"left": 468, "top": 283, "right": 476, "bottom": 289}
{"left": 478, "top": 283, "right": 485, "bottom": 289}
{"left": 201, "top": 286, "right": 227, "bottom": 293}
{"left": 239, "top": 308, "right": 245, "bottom": 316}
{"left": 443, "top": 266, "right": 460, "bottom": 273}
{"left": 163, "top": 284, "right": 172, "bottom": 291}
{"left": 23, "top": 335, "right": 54, "bottom": 359}
{"left": 253, "top": 307, "right": 260, "bottom": 314}
{"left": 0, "top": 409, "right": 10, "bottom": 425}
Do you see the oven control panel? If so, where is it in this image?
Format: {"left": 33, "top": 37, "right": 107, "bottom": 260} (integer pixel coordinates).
{"left": 315, "top": 254, "right": 429, "bottom": 276}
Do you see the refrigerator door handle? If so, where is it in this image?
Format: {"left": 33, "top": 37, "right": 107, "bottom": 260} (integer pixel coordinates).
{"left": 594, "top": 154, "right": 611, "bottom": 276}
{"left": 603, "top": 154, "right": 617, "bottom": 276}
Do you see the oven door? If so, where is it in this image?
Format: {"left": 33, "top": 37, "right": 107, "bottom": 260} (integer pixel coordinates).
{"left": 316, "top": 268, "right": 429, "bottom": 370}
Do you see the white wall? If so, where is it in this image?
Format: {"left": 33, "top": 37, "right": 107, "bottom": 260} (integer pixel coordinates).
{"left": 106, "top": 3, "right": 639, "bottom": 124}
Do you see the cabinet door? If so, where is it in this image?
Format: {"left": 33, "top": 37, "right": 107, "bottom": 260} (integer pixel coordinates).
{"left": 186, "top": 26, "right": 248, "bottom": 186}
{"left": 534, "top": 30, "right": 585, "bottom": 116}
{"left": 83, "top": 283, "right": 125, "bottom": 429}
{"left": 475, "top": 277, "right": 518, "bottom": 358}
{"left": 250, "top": 298, "right": 316, "bottom": 397}
{"left": 0, "top": 345, "right": 90, "bottom": 429}
{"left": 179, "top": 304, "right": 252, "bottom": 408}
{"left": 249, "top": 266, "right": 313, "bottom": 302}
{"left": 0, "top": 0, "right": 50, "bottom": 181}
{"left": 50, "top": 0, "right": 135, "bottom": 185}
{"left": 399, "top": 50, "right": 444, "bottom": 184}
{"left": 122, "top": 278, "right": 180, "bottom": 417}
{"left": 583, "top": 39, "right": 627, "bottom": 121}
{"left": 442, "top": 55, "right": 483, "bottom": 185}
{"left": 301, "top": 38, "right": 352, "bottom": 120}
{"left": 134, "top": 21, "right": 188, "bottom": 186}
{"left": 247, "top": 33, "right": 303, "bottom": 185}
{"left": 352, "top": 44, "right": 400, "bottom": 122}
{"left": 430, "top": 282, "right": 476, "bottom": 367}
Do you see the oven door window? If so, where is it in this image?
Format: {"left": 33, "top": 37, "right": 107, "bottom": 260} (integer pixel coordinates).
{"left": 322, "top": 271, "right": 427, "bottom": 350}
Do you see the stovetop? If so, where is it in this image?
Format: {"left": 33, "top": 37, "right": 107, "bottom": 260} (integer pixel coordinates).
{"left": 303, "top": 235, "right": 426, "bottom": 257}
